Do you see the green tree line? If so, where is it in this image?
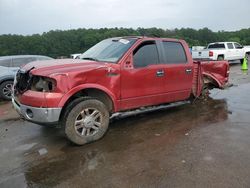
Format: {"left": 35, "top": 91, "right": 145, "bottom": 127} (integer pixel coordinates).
{"left": 0, "top": 27, "right": 250, "bottom": 58}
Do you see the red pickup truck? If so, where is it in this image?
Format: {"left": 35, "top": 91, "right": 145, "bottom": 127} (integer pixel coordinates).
{"left": 12, "top": 37, "right": 229, "bottom": 145}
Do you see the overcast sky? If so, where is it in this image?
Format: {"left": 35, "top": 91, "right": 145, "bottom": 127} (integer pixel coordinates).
{"left": 0, "top": 0, "right": 249, "bottom": 35}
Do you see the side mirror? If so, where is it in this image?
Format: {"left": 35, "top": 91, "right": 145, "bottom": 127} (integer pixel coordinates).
{"left": 124, "top": 55, "right": 133, "bottom": 69}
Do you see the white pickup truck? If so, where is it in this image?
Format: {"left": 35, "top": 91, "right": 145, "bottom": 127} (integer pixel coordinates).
{"left": 192, "top": 42, "right": 250, "bottom": 62}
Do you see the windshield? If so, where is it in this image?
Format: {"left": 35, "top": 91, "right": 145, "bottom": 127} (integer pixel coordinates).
{"left": 80, "top": 38, "right": 137, "bottom": 63}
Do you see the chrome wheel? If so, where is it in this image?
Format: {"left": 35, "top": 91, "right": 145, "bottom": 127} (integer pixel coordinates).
{"left": 64, "top": 98, "right": 110, "bottom": 145}
{"left": 74, "top": 108, "right": 102, "bottom": 137}
{"left": 2, "top": 83, "right": 13, "bottom": 98}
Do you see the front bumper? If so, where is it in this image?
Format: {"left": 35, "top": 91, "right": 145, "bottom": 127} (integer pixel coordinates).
{"left": 12, "top": 98, "right": 62, "bottom": 124}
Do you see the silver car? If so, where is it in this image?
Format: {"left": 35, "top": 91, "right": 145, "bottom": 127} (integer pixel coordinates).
{"left": 0, "top": 55, "right": 53, "bottom": 100}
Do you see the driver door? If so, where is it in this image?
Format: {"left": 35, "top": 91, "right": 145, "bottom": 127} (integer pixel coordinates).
{"left": 120, "top": 40, "right": 166, "bottom": 110}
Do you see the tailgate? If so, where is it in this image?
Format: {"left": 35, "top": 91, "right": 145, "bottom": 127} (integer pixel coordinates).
{"left": 192, "top": 50, "right": 210, "bottom": 59}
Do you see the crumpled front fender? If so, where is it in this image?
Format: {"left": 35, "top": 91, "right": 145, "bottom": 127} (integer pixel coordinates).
{"left": 58, "top": 83, "right": 118, "bottom": 111}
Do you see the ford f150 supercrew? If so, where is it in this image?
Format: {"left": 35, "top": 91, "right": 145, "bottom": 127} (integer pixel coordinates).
{"left": 12, "top": 37, "right": 229, "bottom": 145}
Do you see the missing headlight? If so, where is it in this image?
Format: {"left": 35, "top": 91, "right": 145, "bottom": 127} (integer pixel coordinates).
{"left": 31, "top": 76, "right": 56, "bottom": 92}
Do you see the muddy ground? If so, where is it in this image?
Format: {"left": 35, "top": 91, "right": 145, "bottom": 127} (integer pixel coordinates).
{"left": 0, "top": 64, "right": 250, "bottom": 188}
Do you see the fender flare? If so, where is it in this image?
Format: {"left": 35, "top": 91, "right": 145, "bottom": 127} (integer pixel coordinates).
{"left": 58, "top": 83, "right": 118, "bottom": 111}
{"left": 202, "top": 72, "right": 223, "bottom": 88}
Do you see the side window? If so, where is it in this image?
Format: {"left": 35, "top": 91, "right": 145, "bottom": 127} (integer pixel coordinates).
{"left": 11, "top": 57, "right": 36, "bottom": 67}
{"left": 234, "top": 43, "right": 242, "bottom": 49}
{"left": 37, "top": 56, "right": 52, "bottom": 61}
{"left": 133, "top": 41, "right": 159, "bottom": 68}
{"left": 162, "top": 42, "right": 187, "bottom": 64}
{"left": 208, "top": 44, "right": 225, "bottom": 49}
{"left": 0, "top": 59, "right": 12, "bottom": 67}
{"left": 227, "top": 43, "right": 234, "bottom": 49}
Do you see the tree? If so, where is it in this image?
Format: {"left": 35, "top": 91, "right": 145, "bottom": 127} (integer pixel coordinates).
{"left": 0, "top": 27, "right": 249, "bottom": 58}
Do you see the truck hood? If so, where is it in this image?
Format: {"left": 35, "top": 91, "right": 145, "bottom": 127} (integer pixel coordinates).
{"left": 22, "top": 59, "right": 108, "bottom": 77}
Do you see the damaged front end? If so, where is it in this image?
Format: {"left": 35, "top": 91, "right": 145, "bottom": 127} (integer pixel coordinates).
{"left": 14, "top": 68, "right": 33, "bottom": 94}
{"left": 14, "top": 68, "right": 56, "bottom": 95}
{"left": 30, "top": 76, "right": 56, "bottom": 92}
{"left": 12, "top": 68, "right": 62, "bottom": 125}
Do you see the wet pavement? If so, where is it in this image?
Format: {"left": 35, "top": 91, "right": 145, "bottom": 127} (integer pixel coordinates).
{"left": 0, "top": 64, "right": 250, "bottom": 188}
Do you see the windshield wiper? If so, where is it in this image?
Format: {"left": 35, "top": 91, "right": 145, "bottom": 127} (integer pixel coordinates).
{"left": 81, "top": 57, "right": 99, "bottom": 62}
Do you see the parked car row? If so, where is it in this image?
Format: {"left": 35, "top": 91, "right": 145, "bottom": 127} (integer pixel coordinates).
{"left": 0, "top": 55, "right": 53, "bottom": 100}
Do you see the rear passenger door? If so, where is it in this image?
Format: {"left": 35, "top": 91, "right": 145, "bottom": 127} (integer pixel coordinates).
{"left": 160, "top": 41, "right": 193, "bottom": 101}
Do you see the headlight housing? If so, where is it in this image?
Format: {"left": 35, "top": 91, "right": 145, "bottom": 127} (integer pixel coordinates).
{"left": 31, "top": 76, "right": 56, "bottom": 92}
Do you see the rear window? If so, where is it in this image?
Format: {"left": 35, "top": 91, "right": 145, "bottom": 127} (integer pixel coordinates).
{"left": 208, "top": 44, "right": 225, "bottom": 49}
{"left": 162, "top": 42, "right": 187, "bottom": 64}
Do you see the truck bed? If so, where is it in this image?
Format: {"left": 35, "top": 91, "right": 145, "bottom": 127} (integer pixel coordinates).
{"left": 192, "top": 60, "right": 229, "bottom": 97}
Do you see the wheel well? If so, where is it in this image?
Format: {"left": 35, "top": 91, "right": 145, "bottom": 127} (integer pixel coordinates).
{"left": 217, "top": 54, "right": 224, "bottom": 59}
{"left": 62, "top": 88, "right": 114, "bottom": 114}
{"left": 0, "top": 79, "right": 14, "bottom": 85}
{"left": 203, "top": 75, "right": 219, "bottom": 89}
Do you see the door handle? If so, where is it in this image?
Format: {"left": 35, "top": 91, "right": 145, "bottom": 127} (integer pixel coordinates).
{"left": 185, "top": 69, "right": 192, "bottom": 74}
{"left": 156, "top": 70, "right": 165, "bottom": 77}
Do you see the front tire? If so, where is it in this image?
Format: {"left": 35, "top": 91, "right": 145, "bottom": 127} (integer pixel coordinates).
{"left": 241, "top": 53, "right": 249, "bottom": 65}
{"left": 63, "top": 98, "right": 109, "bottom": 145}
{"left": 0, "top": 80, "right": 13, "bottom": 100}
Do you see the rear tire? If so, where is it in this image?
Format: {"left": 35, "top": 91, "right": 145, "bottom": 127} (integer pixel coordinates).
{"left": 241, "top": 53, "right": 249, "bottom": 65}
{"left": 0, "top": 81, "right": 13, "bottom": 100}
{"left": 240, "top": 58, "right": 244, "bottom": 65}
{"left": 62, "top": 97, "right": 109, "bottom": 145}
